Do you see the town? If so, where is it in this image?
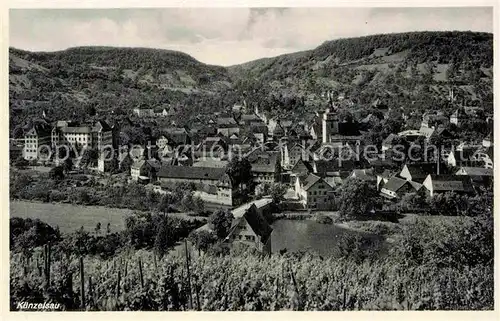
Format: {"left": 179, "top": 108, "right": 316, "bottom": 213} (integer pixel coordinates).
{"left": 10, "top": 88, "right": 493, "bottom": 254}
{"left": 8, "top": 20, "right": 494, "bottom": 311}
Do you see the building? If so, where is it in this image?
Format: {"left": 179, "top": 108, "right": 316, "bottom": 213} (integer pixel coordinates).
{"left": 97, "top": 149, "right": 116, "bottom": 173}
{"left": 322, "top": 108, "right": 339, "bottom": 144}
{"left": 250, "top": 152, "right": 281, "bottom": 184}
{"left": 156, "top": 135, "right": 169, "bottom": 149}
{"left": 450, "top": 107, "right": 467, "bottom": 127}
{"left": 295, "top": 173, "right": 335, "bottom": 210}
{"left": 399, "top": 162, "right": 440, "bottom": 183}
{"left": 281, "top": 142, "right": 312, "bottom": 170}
{"left": 422, "top": 174, "right": 475, "bottom": 197}
{"left": 455, "top": 166, "right": 493, "bottom": 188}
{"left": 472, "top": 146, "right": 493, "bottom": 169}
{"left": 482, "top": 132, "right": 493, "bottom": 148}
{"left": 158, "top": 165, "right": 228, "bottom": 186}
{"left": 224, "top": 198, "right": 274, "bottom": 254}
{"left": 376, "top": 169, "right": 397, "bottom": 190}
{"left": 349, "top": 169, "right": 376, "bottom": 182}
{"left": 447, "top": 147, "right": 481, "bottom": 168}
{"left": 194, "top": 172, "right": 234, "bottom": 207}
{"left": 51, "top": 120, "right": 114, "bottom": 151}
{"left": 268, "top": 119, "right": 285, "bottom": 141}
{"left": 153, "top": 108, "right": 169, "bottom": 117}
{"left": 380, "top": 176, "right": 422, "bottom": 200}
{"left": 130, "top": 158, "right": 162, "bottom": 182}
{"left": 23, "top": 123, "right": 51, "bottom": 160}
{"left": 133, "top": 106, "right": 155, "bottom": 117}
{"left": 382, "top": 134, "right": 399, "bottom": 152}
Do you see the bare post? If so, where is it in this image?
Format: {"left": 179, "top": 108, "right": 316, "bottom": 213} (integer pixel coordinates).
{"left": 184, "top": 239, "right": 193, "bottom": 310}
{"left": 138, "top": 258, "right": 144, "bottom": 288}
{"left": 116, "top": 270, "right": 121, "bottom": 298}
{"left": 79, "top": 256, "right": 86, "bottom": 310}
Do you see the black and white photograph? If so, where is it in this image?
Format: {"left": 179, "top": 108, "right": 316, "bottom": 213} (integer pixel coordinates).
{"left": 5, "top": 2, "right": 497, "bottom": 314}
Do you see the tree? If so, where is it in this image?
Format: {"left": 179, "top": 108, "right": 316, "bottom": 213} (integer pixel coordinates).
{"left": 188, "top": 230, "right": 217, "bottom": 254}
{"left": 269, "top": 183, "right": 287, "bottom": 204}
{"left": 338, "top": 178, "right": 378, "bottom": 219}
{"left": 95, "top": 222, "right": 101, "bottom": 235}
{"left": 49, "top": 166, "right": 65, "bottom": 180}
{"left": 80, "top": 148, "right": 99, "bottom": 168}
{"left": 226, "top": 158, "right": 253, "bottom": 190}
{"left": 208, "top": 209, "right": 234, "bottom": 239}
{"left": 154, "top": 214, "right": 173, "bottom": 257}
{"left": 85, "top": 104, "right": 97, "bottom": 117}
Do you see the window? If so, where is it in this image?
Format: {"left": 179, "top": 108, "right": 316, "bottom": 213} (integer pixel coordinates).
{"left": 245, "top": 235, "right": 255, "bottom": 241}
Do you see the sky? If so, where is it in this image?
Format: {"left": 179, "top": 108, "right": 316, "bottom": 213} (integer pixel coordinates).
{"left": 9, "top": 7, "right": 493, "bottom": 66}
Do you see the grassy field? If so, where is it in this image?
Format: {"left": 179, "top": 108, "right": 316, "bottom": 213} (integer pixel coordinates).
{"left": 10, "top": 200, "right": 207, "bottom": 234}
{"left": 10, "top": 200, "right": 133, "bottom": 233}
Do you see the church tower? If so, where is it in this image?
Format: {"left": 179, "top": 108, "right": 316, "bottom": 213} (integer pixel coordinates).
{"left": 322, "top": 108, "right": 339, "bottom": 144}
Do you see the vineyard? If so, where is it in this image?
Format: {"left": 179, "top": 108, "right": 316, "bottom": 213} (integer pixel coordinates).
{"left": 10, "top": 242, "right": 494, "bottom": 311}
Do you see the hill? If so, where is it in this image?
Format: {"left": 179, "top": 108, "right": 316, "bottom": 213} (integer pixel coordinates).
{"left": 228, "top": 31, "right": 493, "bottom": 119}
{"left": 9, "top": 31, "right": 493, "bottom": 137}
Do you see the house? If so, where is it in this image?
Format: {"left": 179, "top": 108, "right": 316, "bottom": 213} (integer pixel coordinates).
{"left": 192, "top": 159, "right": 228, "bottom": 168}
{"left": 447, "top": 147, "right": 481, "bottom": 167}
{"left": 482, "top": 132, "right": 493, "bottom": 148}
{"left": 51, "top": 120, "right": 114, "bottom": 151}
{"left": 422, "top": 174, "right": 475, "bottom": 197}
{"left": 131, "top": 158, "right": 162, "bottom": 182}
{"left": 380, "top": 176, "right": 422, "bottom": 200}
{"left": 224, "top": 199, "right": 274, "bottom": 254}
{"left": 382, "top": 134, "right": 399, "bottom": 152}
{"left": 153, "top": 107, "right": 169, "bottom": 117}
{"left": 240, "top": 113, "right": 265, "bottom": 127}
{"left": 399, "top": 162, "right": 440, "bottom": 183}
{"left": 97, "top": 149, "right": 116, "bottom": 173}
{"left": 163, "top": 127, "right": 191, "bottom": 146}
{"left": 194, "top": 136, "right": 228, "bottom": 160}
{"left": 472, "top": 146, "right": 493, "bottom": 169}
{"left": 23, "top": 123, "right": 51, "bottom": 160}
{"left": 349, "top": 169, "right": 376, "bottom": 182}
{"left": 217, "top": 123, "right": 240, "bottom": 137}
{"left": 156, "top": 135, "right": 169, "bottom": 149}
{"left": 268, "top": 119, "right": 285, "bottom": 141}
{"left": 290, "top": 159, "right": 315, "bottom": 177}
{"left": 376, "top": 169, "right": 396, "bottom": 191}
{"left": 281, "top": 142, "right": 313, "bottom": 170}
{"left": 158, "top": 165, "right": 228, "bottom": 186}
{"left": 133, "top": 106, "right": 155, "bottom": 117}
{"left": 250, "top": 152, "right": 281, "bottom": 184}
{"left": 295, "top": 173, "right": 335, "bottom": 210}
{"left": 455, "top": 166, "right": 493, "bottom": 188}
{"left": 398, "top": 129, "right": 426, "bottom": 142}
{"left": 193, "top": 172, "right": 234, "bottom": 207}
{"left": 450, "top": 107, "right": 467, "bottom": 127}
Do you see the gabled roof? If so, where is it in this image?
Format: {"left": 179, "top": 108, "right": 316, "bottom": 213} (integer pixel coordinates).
{"left": 426, "top": 175, "right": 475, "bottom": 193}
{"left": 403, "top": 162, "right": 439, "bottom": 177}
{"left": 382, "top": 176, "right": 409, "bottom": 192}
{"left": 157, "top": 165, "right": 226, "bottom": 181}
{"left": 228, "top": 203, "right": 273, "bottom": 243}
{"left": 291, "top": 159, "right": 314, "bottom": 175}
{"left": 301, "top": 173, "right": 322, "bottom": 191}
{"left": 378, "top": 169, "right": 397, "bottom": 180}
{"left": 456, "top": 167, "right": 493, "bottom": 176}
{"left": 350, "top": 169, "right": 376, "bottom": 181}
{"left": 250, "top": 152, "right": 278, "bottom": 173}
{"left": 382, "top": 133, "right": 399, "bottom": 146}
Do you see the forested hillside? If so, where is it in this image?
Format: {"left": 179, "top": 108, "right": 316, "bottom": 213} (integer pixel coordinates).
{"left": 9, "top": 31, "right": 493, "bottom": 137}
{"left": 229, "top": 31, "right": 493, "bottom": 120}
